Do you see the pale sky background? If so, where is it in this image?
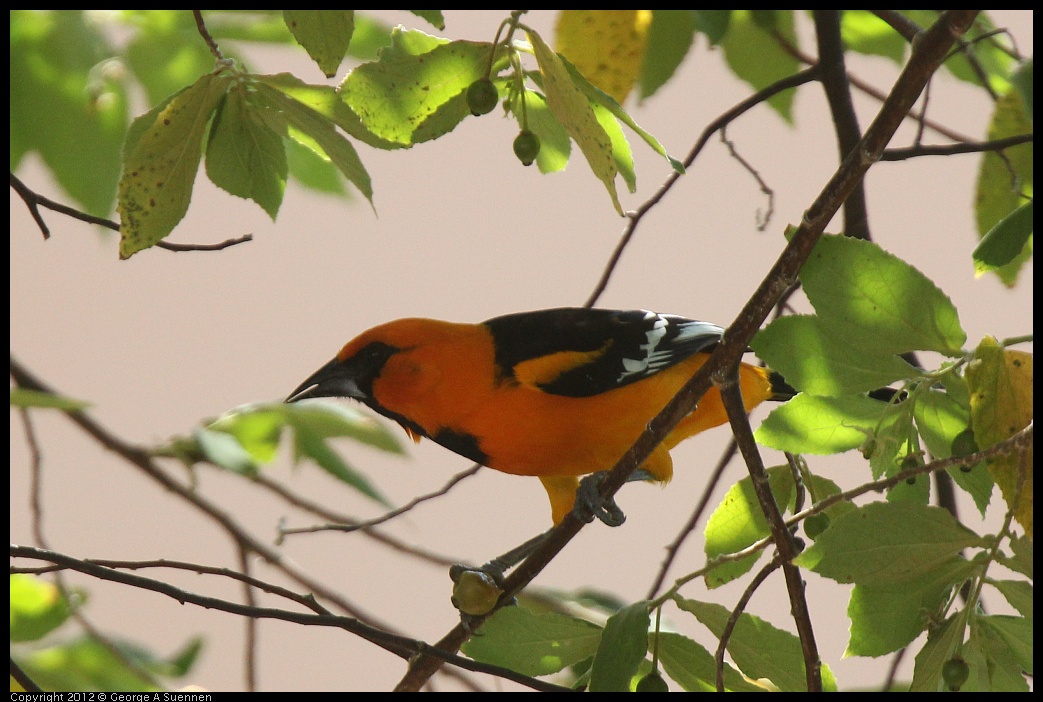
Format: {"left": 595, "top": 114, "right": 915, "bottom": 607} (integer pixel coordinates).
{"left": 11, "top": 10, "right": 1033, "bottom": 692}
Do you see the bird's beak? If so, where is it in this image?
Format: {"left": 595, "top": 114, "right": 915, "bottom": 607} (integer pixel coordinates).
{"left": 285, "top": 357, "right": 366, "bottom": 403}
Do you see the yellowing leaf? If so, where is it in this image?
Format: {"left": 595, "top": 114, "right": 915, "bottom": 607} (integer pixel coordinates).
{"left": 529, "top": 29, "right": 622, "bottom": 215}
{"left": 555, "top": 10, "right": 652, "bottom": 104}
{"left": 966, "top": 337, "right": 1033, "bottom": 536}
{"left": 117, "top": 72, "right": 232, "bottom": 258}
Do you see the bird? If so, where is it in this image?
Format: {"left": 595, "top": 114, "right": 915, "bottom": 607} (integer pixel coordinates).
{"left": 286, "top": 307, "right": 795, "bottom": 527}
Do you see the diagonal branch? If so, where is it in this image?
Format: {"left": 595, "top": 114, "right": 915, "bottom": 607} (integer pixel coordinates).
{"left": 395, "top": 10, "right": 982, "bottom": 692}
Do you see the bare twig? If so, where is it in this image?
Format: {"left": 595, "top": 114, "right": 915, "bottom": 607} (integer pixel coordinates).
{"left": 584, "top": 68, "right": 820, "bottom": 308}
{"left": 715, "top": 555, "right": 783, "bottom": 692}
{"left": 881, "top": 133, "right": 1033, "bottom": 160}
{"left": 11, "top": 172, "right": 253, "bottom": 253}
{"left": 719, "top": 126, "right": 775, "bottom": 231}
{"left": 8, "top": 545, "right": 571, "bottom": 693}
{"left": 192, "top": 10, "right": 224, "bottom": 61}
{"left": 279, "top": 464, "right": 482, "bottom": 537}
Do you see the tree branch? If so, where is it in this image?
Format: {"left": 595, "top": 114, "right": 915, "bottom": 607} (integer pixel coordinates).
{"left": 814, "top": 10, "right": 871, "bottom": 241}
{"left": 584, "top": 68, "right": 820, "bottom": 308}
{"left": 396, "top": 11, "right": 982, "bottom": 691}
{"left": 11, "top": 172, "right": 253, "bottom": 253}
{"left": 9, "top": 545, "right": 572, "bottom": 693}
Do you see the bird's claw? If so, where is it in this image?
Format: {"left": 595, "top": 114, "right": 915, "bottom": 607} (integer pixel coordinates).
{"left": 574, "top": 472, "right": 627, "bottom": 527}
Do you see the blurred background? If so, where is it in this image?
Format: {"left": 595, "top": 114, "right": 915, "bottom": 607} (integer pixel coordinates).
{"left": 11, "top": 10, "right": 1032, "bottom": 691}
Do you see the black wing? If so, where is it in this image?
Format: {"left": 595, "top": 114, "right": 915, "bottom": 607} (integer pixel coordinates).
{"left": 482, "top": 308, "right": 724, "bottom": 398}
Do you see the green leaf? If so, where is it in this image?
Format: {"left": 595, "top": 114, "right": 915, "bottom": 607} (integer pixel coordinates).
{"left": 964, "top": 613, "right": 1031, "bottom": 691}
{"left": 703, "top": 466, "right": 794, "bottom": 587}
{"left": 719, "top": 10, "right": 798, "bottom": 122}
{"left": 754, "top": 392, "right": 893, "bottom": 455}
{"left": 753, "top": 315, "right": 920, "bottom": 395}
{"left": 15, "top": 635, "right": 199, "bottom": 692}
{"left": 692, "top": 11, "right": 731, "bottom": 45}
{"left": 656, "top": 631, "right": 763, "bottom": 692}
{"left": 252, "top": 82, "right": 373, "bottom": 205}
{"left": 199, "top": 401, "right": 401, "bottom": 506}
{"left": 517, "top": 89, "right": 571, "bottom": 173}
{"left": 529, "top": 29, "right": 623, "bottom": 215}
{"left": 409, "top": 10, "right": 446, "bottom": 30}
{"left": 910, "top": 614, "right": 964, "bottom": 691}
{"left": 840, "top": 10, "right": 906, "bottom": 64}
{"left": 639, "top": 11, "right": 697, "bottom": 101}
{"left": 257, "top": 72, "right": 403, "bottom": 150}
{"left": 284, "top": 10, "right": 355, "bottom": 78}
{"left": 10, "top": 574, "right": 76, "bottom": 642}
{"left": 592, "top": 102, "right": 635, "bottom": 194}
{"left": 1011, "top": 58, "right": 1032, "bottom": 121}
{"left": 974, "top": 201, "right": 1033, "bottom": 275}
{"left": 674, "top": 597, "right": 837, "bottom": 691}
{"left": 800, "top": 234, "right": 967, "bottom": 356}
{"left": 589, "top": 601, "right": 650, "bottom": 691}
{"left": 933, "top": 11, "right": 1014, "bottom": 95}
{"left": 974, "top": 84, "right": 1034, "bottom": 286}
{"left": 989, "top": 579, "right": 1033, "bottom": 619}
{"left": 10, "top": 388, "right": 91, "bottom": 412}
{"left": 206, "top": 404, "right": 286, "bottom": 464}
{"left": 284, "top": 401, "right": 403, "bottom": 454}
{"left": 117, "top": 71, "right": 233, "bottom": 258}
{"left": 462, "top": 605, "right": 602, "bottom": 677}
{"left": 292, "top": 423, "right": 392, "bottom": 507}
{"left": 340, "top": 28, "right": 493, "bottom": 146}
{"left": 194, "top": 426, "right": 259, "bottom": 476}
{"left": 793, "top": 502, "right": 985, "bottom": 585}
{"left": 846, "top": 558, "right": 976, "bottom": 657}
{"left": 913, "top": 388, "right": 993, "bottom": 516}
{"left": 560, "top": 56, "right": 684, "bottom": 173}
{"left": 285, "top": 135, "right": 346, "bottom": 194}
{"left": 976, "top": 615, "right": 1033, "bottom": 674}
{"left": 998, "top": 533, "right": 1033, "bottom": 578}
{"left": 205, "top": 84, "right": 287, "bottom": 219}
{"left": 10, "top": 11, "right": 128, "bottom": 215}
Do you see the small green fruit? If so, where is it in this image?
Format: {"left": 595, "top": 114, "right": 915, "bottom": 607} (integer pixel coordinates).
{"left": 635, "top": 670, "right": 669, "bottom": 692}
{"left": 950, "top": 429, "right": 978, "bottom": 458}
{"left": 513, "top": 130, "right": 540, "bottom": 166}
{"left": 466, "top": 79, "right": 498, "bottom": 116}
{"left": 942, "top": 656, "right": 970, "bottom": 691}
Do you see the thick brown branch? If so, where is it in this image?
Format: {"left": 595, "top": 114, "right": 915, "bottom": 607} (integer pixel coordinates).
{"left": 814, "top": 10, "right": 871, "bottom": 241}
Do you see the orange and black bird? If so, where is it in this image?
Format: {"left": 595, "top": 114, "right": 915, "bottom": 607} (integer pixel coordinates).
{"left": 286, "top": 308, "right": 795, "bottom": 526}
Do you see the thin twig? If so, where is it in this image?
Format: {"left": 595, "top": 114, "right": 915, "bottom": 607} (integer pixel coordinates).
{"left": 880, "top": 133, "right": 1033, "bottom": 160}
{"left": 8, "top": 544, "right": 572, "bottom": 693}
{"left": 279, "top": 464, "right": 482, "bottom": 537}
{"left": 719, "top": 126, "right": 775, "bottom": 231}
{"left": 715, "top": 555, "right": 783, "bottom": 692}
{"left": 584, "top": 68, "right": 820, "bottom": 308}
{"left": 192, "top": 10, "right": 224, "bottom": 61}
{"left": 11, "top": 172, "right": 253, "bottom": 253}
